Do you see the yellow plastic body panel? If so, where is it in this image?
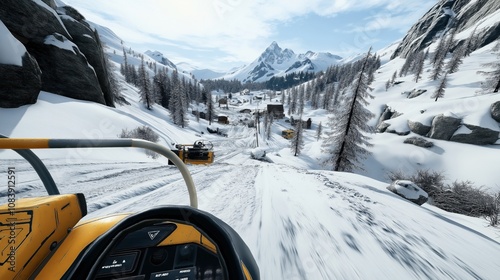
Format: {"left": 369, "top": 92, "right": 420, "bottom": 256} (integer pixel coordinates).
{"left": 0, "top": 194, "right": 85, "bottom": 280}
{"left": 157, "top": 223, "right": 217, "bottom": 253}
{"left": 35, "top": 214, "right": 128, "bottom": 279}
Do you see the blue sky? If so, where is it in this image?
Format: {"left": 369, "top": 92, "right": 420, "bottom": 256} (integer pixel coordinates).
{"left": 62, "top": 0, "right": 437, "bottom": 71}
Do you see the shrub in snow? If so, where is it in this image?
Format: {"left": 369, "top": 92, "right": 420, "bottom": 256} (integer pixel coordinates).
{"left": 387, "top": 180, "right": 428, "bottom": 206}
{"left": 119, "top": 126, "right": 160, "bottom": 158}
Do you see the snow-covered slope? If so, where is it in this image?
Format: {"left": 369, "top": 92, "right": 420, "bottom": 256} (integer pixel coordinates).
{"left": 222, "top": 41, "right": 343, "bottom": 83}
{"left": 2, "top": 77, "right": 500, "bottom": 279}
{"left": 145, "top": 50, "right": 177, "bottom": 69}
{"left": 177, "top": 62, "right": 225, "bottom": 80}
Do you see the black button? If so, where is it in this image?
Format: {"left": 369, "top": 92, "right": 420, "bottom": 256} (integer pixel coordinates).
{"left": 151, "top": 247, "right": 168, "bottom": 265}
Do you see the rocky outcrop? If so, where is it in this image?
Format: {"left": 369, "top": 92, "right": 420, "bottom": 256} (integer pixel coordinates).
{"left": 408, "top": 120, "right": 431, "bottom": 136}
{"left": 376, "top": 106, "right": 401, "bottom": 133}
{"left": 404, "top": 137, "right": 434, "bottom": 148}
{"left": 386, "top": 128, "right": 410, "bottom": 136}
{"left": 406, "top": 89, "right": 427, "bottom": 99}
{"left": 60, "top": 6, "right": 114, "bottom": 106}
{"left": 391, "top": 0, "right": 500, "bottom": 59}
{"left": 450, "top": 124, "right": 499, "bottom": 145}
{"left": 428, "top": 115, "right": 462, "bottom": 140}
{"left": 491, "top": 101, "right": 500, "bottom": 122}
{"left": 0, "top": 0, "right": 71, "bottom": 43}
{"left": 26, "top": 34, "right": 105, "bottom": 104}
{"left": 0, "top": 1, "right": 113, "bottom": 107}
{"left": 0, "top": 53, "right": 42, "bottom": 108}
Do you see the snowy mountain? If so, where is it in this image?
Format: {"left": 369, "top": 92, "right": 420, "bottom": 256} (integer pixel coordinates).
{"left": 177, "top": 62, "right": 225, "bottom": 80}
{"left": 145, "top": 50, "right": 177, "bottom": 70}
{"left": 222, "top": 41, "right": 343, "bottom": 83}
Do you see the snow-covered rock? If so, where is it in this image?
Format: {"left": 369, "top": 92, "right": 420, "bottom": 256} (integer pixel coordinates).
{"left": 404, "top": 137, "right": 434, "bottom": 148}
{"left": 450, "top": 124, "right": 499, "bottom": 145}
{"left": 428, "top": 114, "right": 462, "bottom": 140}
{"left": 0, "top": 20, "right": 41, "bottom": 108}
{"left": 387, "top": 180, "right": 429, "bottom": 205}
{"left": 408, "top": 120, "right": 432, "bottom": 136}
{"left": 491, "top": 101, "right": 500, "bottom": 122}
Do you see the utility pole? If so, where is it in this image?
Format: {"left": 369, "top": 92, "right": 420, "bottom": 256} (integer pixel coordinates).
{"left": 255, "top": 109, "right": 259, "bottom": 147}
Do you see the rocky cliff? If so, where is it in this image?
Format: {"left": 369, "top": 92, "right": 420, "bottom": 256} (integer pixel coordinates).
{"left": 391, "top": 0, "right": 500, "bottom": 59}
{"left": 0, "top": 0, "right": 114, "bottom": 108}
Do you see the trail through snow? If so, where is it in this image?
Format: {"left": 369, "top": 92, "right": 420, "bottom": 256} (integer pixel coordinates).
{"left": 2, "top": 150, "right": 499, "bottom": 279}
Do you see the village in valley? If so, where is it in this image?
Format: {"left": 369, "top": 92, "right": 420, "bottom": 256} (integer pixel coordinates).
{"left": 197, "top": 89, "right": 315, "bottom": 146}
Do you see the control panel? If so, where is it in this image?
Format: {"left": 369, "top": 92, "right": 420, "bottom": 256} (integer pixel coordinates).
{"left": 95, "top": 223, "right": 224, "bottom": 280}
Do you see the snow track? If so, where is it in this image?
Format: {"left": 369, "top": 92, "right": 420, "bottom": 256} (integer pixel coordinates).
{"left": 1, "top": 152, "right": 500, "bottom": 279}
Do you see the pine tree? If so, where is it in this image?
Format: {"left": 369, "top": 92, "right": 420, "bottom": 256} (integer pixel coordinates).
{"left": 316, "top": 121, "right": 322, "bottom": 141}
{"left": 206, "top": 90, "right": 215, "bottom": 125}
{"left": 138, "top": 57, "right": 153, "bottom": 110}
{"left": 322, "top": 48, "right": 375, "bottom": 172}
{"left": 463, "top": 26, "right": 478, "bottom": 56}
{"left": 430, "top": 48, "right": 446, "bottom": 81}
{"left": 153, "top": 70, "right": 171, "bottom": 109}
{"left": 290, "top": 87, "right": 298, "bottom": 115}
{"left": 298, "top": 84, "right": 305, "bottom": 115}
{"left": 169, "top": 70, "right": 188, "bottom": 128}
{"left": 431, "top": 36, "right": 448, "bottom": 66}
{"left": 104, "top": 54, "right": 126, "bottom": 105}
{"left": 478, "top": 42, "right": 500, "bottom": 93}
{"left": 432, "top": 73, "right": 448, "bottom": 101}
{"left": 391, "top": 71, "right": 397, "bottom": 84}
{"left": 446, "top": 43, "right": 467, "bottom": 73}
{"left": 400, "top": 51, "right": 416, "bottom": 77}
{"left": 414, "top": 50, "right": 427, "bottom": 83}
{"left": 322, "top": 83, "right": 334, "bottom": 110}
{"left": 385, "top": 80, "right": 391, "bottom": 91}
{"left": 290, "top": 117, "right": 304, "bottom": 156}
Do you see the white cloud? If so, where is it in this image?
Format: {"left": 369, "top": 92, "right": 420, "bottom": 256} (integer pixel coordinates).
{"left": 62, "top": 0, "right": 437, "bottom": 67}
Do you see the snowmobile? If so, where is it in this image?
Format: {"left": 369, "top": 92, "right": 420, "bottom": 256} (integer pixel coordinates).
{"left": 169, "top": 140, "right": 214, "bottom": 165}
{"left": 281, "top": 129, "right": 294, "bottom": 139}
{"left": 0, "top": 138, "right": 258, "bottom": 280}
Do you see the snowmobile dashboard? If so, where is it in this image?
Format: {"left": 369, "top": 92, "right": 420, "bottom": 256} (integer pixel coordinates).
{"left": 56, "top": 204, "right": 259, "bottom": 280}
{"left": 0, "top": 138, "right": 259, "bottom": 280}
